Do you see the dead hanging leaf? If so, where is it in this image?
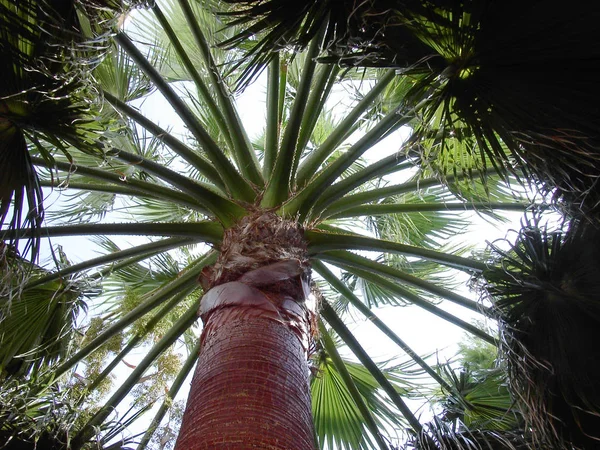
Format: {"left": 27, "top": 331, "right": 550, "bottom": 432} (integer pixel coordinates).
{"left": 122, "top": 360, "right": 137, "bottom": 369}
{"left": 238, "top": 260, "right": 304, "bottom": 286}
{"left": 199, "top": 281, "right": 278, "bottom": 318}
{"left": 281, "top": 298, "right": 304, "bottom": 317}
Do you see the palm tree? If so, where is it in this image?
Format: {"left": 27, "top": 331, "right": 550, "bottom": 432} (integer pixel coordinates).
{"left": 479, "top": 217, "right": 600, "bottom": 449}
{"left": 1, "top": 0, "right": 537, "bottom": 448}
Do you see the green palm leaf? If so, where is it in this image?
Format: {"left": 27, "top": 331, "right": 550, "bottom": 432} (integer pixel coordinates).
{"left": 312, "top": 332, "right": 420, "bottom": 450}
{"left": 0, "top": 245, "right": 88, "bottom": 377}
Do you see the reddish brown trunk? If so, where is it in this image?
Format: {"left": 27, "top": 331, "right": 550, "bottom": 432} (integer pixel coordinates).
{"left": 174, "top": 283, "right": 316, "bottom": 450}
{"left": 175, "top": 213, "right": 315, "bottom": 449}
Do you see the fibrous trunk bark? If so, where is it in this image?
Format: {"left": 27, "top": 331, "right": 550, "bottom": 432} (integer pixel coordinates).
{"left": 174, "top": 213, "right": 316, "bottom": 450}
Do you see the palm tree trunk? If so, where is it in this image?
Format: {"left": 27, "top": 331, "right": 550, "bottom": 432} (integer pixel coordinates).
{"left": 174, "top": 284, "right": 315, "bottom": 449}
{"left": 174, "top": 212, "right": 316, "bottom": 449}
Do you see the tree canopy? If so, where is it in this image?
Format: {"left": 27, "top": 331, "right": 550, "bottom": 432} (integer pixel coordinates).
{"left": 2, "top": 0, "right": 600, "bottom": 449}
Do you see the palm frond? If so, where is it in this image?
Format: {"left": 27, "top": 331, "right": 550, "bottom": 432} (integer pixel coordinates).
{"left": 312, "top": 346, "right": 417, "bottom": 450}
{"left": 367, "top": 190, "right": 472, "bottom": 251}
{"left": 435, "top": 365, "right": 521, "bottom": 432}
{"left": 397, "top": 1, "right": 600, "bottom": 220}
{"left": 223, "top": 0, "right": 600, "bottom": 220}
{"left": 217, "top": 0, "right": 434, "bottom": 87}
{"left": 314, "top": 326, "right": 402, "bottom": 450}
{"left": 0, "top": 373, "right": 97, "bottom": 449}
{"left": 93, "top": 42, "right": 155, "bottom": 102}
{"left": 406, "top": 416, "right": 530, "bottom": 450}
{"left": 0, "top": 0, "right": 142, "bottom": 257}
{"left": 0, "top": 246, "right": 89, "bottom": 377}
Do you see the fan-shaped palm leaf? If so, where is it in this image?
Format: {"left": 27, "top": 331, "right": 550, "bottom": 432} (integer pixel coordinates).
{"left": 0, "top": 245, "right": 88, "bottom": 378}
{"left": 312, "top": 328, "right": 421, "bottom": 450}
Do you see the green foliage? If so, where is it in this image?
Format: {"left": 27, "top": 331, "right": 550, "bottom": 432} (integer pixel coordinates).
{"left": 456, "top": 321, "right": 498, "bottom": 373}
{"left": 221, "top": 0, "right": 600, "bottom": 219}
{"left": 0, "top": 376, "right": 80, "bottom": 450}
{"left": 149, "top": 400, "right": 185, "bottom": 450}
{"left": 0, "top": 0, "right": 557, "bottom": 448}
{"left": 406, "top": 324, "right": 527, "bottom": 450}
{"left": 0, "top": 369, "right": 140, "bottom": 450}
{"left": 0, "top": 246, "right": 88, "bottom": 377}
{"left": 0, "top": 0, "right": 147, "bottom": 256}
{"left": 131, "top": 347, "right": 183, "bottom": 408}
{"left": 311, "top": 332, "right": 424, "bottom": 450}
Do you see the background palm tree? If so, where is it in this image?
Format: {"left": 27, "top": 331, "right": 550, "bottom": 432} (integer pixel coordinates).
{"left": 0, "top": 0, "right": 146, "bottom": 258}
{"left": 0, "top": 0, "right": 575, "bottom": 449}
{"left": 479, "top": 217, "right": 600, "bottom": 449}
